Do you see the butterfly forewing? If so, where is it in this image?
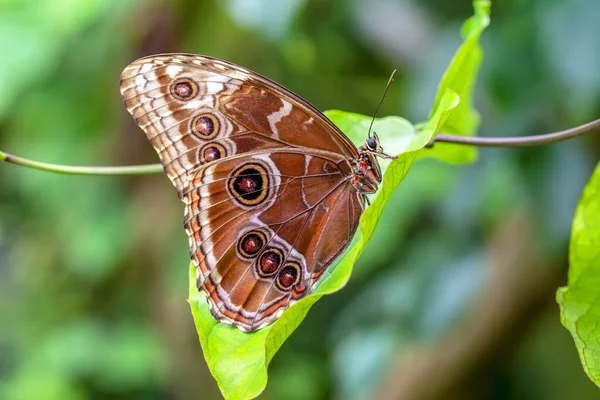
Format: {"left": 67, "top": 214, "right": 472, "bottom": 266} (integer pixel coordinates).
{"left": 120, "top": 54, "right": 365, "bottom": 331}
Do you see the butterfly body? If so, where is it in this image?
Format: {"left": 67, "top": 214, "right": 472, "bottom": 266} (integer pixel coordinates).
{"left": 120, "top": 54, "right": 387, "bottom": 331}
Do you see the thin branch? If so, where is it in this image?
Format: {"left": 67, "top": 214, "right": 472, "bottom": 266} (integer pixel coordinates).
{"left": 1, "top": 118, "right": 598, "bottom": 176}
{"left": 0, "top": 150, "right": 163, "bottom": 176}
{"left": 428, "top": 117, "right": 600, "bottom": 148}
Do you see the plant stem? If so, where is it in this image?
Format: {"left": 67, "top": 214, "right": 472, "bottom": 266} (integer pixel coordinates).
{"left": 0, "top": 150, "right": 163, "bottom": 175}
{"left": 429, "top": 118, "right": 600, "bottom": 147}
{"left": 1, "top": 118, "right": 599, "bottom": 176}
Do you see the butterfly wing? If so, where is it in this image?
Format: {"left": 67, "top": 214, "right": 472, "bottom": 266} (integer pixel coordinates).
{"left": 185, "top": 151, "right": 363, "bottom": 330}
{"left": 120, "top": 54, "right": 358, "bottom": 195}
{"left": 120, "top": 54, "right": 363, "bottom": 331}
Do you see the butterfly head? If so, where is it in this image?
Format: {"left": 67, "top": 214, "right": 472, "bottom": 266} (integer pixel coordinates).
{"left": 366, "top": 132, "right": 383, "bottom": 153}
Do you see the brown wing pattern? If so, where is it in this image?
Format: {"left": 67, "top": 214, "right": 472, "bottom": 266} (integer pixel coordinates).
{"left": 120, "top": 54, "right": 358, "bottom": 196}
{"left": 120, "top": 54, "right": 364, "bottom": 331}
{"left": 185, "top": 152, "right": 363, "bottom": 330}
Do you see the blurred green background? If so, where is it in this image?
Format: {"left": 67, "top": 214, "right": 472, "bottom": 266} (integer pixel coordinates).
{"left": 1, "top": 0, "right": 600, "bottom": 399}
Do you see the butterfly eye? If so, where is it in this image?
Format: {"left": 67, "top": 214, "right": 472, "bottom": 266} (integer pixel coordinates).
{"left": 199, "top": 143, "right": 226, "bottom": 164}
{"left": 367, "top": 137, "right": 378, "bottom": 150}
{"left": 228, "top": 163, "right": 270, "bottom": 206}
{"left": 170, "top": 77, "right": 198, "bottom": 101}
{"left": 237, "top": 230, "right": 267, "bottom": 259}
{"left": 191, "top": 113, "right": 220, "bottom": 139}
{"left": 276, "top": 262, "right": 302, "bottom": 291}
{"left": 257, "top": 248, "right": 283, "bottom": 277}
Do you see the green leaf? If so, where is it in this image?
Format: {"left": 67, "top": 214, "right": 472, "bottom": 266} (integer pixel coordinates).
{"left": 323, "top": 111, "right": 418, "bottom": 174}
{"left": 423, "top": 0, "right": 490, "bottom": 164}
{"left": 557, "top": 162, "right": 600, "bottom": 388}
{"left": 187, "top": 90, "right": 459, "bottom": 400}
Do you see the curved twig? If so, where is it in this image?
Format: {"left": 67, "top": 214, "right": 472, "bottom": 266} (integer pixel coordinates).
{"left": 428, "top": 118, "right": 600, "bottom": 148}
{"left": 0, "top": 150, "right": 163, "bottom": 175}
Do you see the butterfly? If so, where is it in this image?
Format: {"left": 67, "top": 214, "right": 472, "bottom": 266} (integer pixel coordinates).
{"left": 120, "top": 54, "right": 392, "bottom": 331}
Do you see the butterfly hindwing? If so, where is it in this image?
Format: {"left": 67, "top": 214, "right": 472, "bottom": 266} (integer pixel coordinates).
{"left": 182, "top": 151, "right": 362, "bottom": 330}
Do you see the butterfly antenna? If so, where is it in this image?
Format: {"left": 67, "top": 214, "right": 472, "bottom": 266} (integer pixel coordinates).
{"left": 367, "top": 69, "right": 397, "bottom": 138}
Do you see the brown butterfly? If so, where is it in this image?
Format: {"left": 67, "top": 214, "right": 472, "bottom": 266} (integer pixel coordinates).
{"left": 120, "top": 54, "right": 391, "bottom": 331}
